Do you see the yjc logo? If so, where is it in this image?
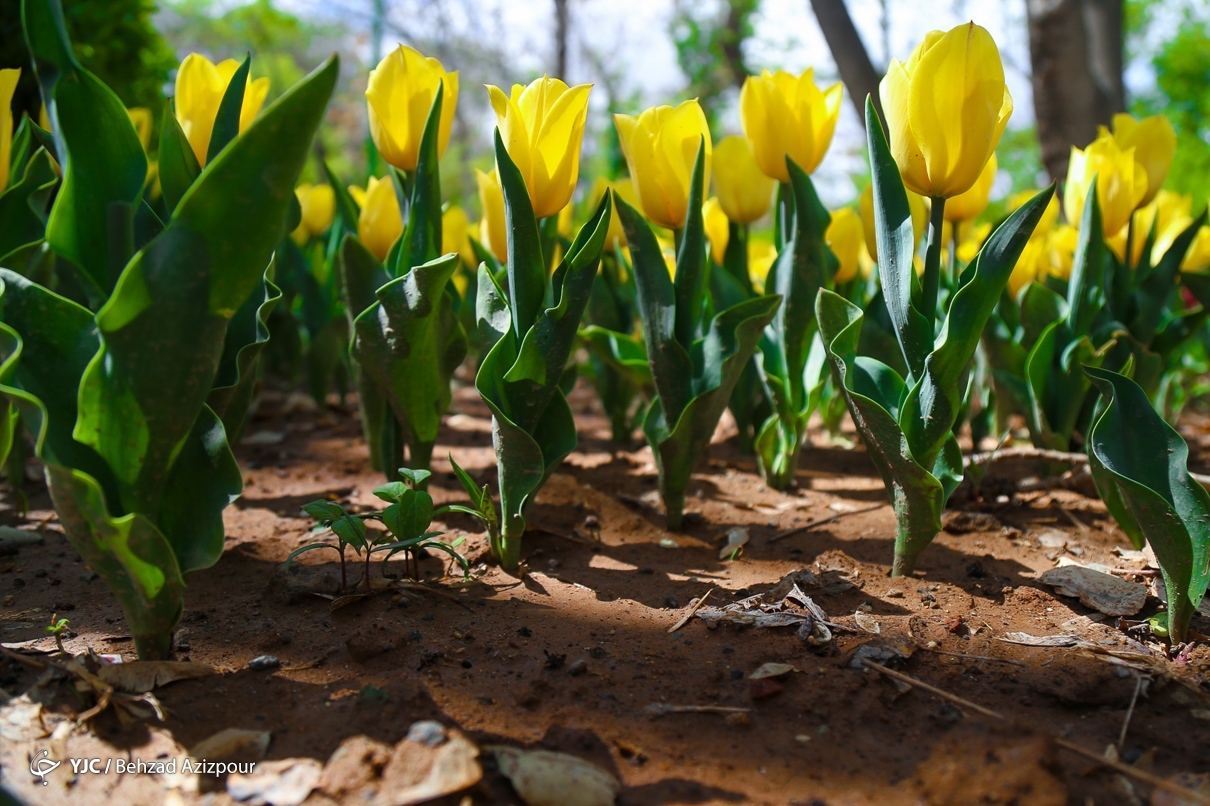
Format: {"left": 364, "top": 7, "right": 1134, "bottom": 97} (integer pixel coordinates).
{"left": 30, "top": 749, "right": 60, "bottom": 785}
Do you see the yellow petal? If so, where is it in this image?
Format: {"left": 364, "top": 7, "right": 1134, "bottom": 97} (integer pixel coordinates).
{"left": 703, "top": 197, "right": 729, "bottom": 264}
{"left": 357, "top": 176, "right": 402, "bottom": 261}
{"left": 713, "top": 135, "right": 774, "bottom": 224}
{"left": 0, "top": 68, "right": 19, "bottom": 194}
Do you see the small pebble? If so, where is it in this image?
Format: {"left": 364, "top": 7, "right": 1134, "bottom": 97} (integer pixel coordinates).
{"left": 664, "top": 596, "right": 679, "bottom": 608}
{"left": 248, "top": 654, "right": 280, "bottom": 671}
{"left": 567, "top": 659, "right": 588, "bottom": 676}
{"left": 407, "top": 721, "right": 447, "bottom": 747}
{"left": 79, "top": 571, "right": 98, "bottom": 582}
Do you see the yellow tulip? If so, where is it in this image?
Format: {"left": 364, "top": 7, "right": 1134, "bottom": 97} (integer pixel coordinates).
{"left": 703, "top": 197, "right": 729, "bottom": 264}
{"left": 1007, "top": 235, "right": 1048, "bottom": 299}
{"left": 713, "top": 135, "right": 774, "bottom": 223}
{"left": 291, "top": 183, "right": 336, "bottom": 243}
{"left": 0, "top": 68, "right": 19, "bottom": 194}
{"left": 827, "top": 207, "right": 865, "bottom": 283}
{"left": 748, "top": 239, "right": 778, "bottom": 293}
{"left": 175, "top": 54, "right": 270, "bottom": 167}
{"left": 357, "top": 176, "right": 403, "bottom": 262}
{"left": 739, "top": 68, "right": 842, "bottom": 182}
{"left": 944, "top": 220, "right": 991, "bottom": 264}
{"left": 1106, "top": 113, "right": 1176, "bottom": 206}
{"left": 859, "top": 183, "right": 929, "bottom": 262}
{"left": 879, "top": 23, "right": 1013, "bottom": 199}
{"left": 1107, "top": 189, "right": 1193, "bottom": 265}
{"left": 1063, "top": 132, "right": 1148, "bottom": 239}
{"left": 487, "top": 76, "right": 591, "bottom": 220}
{"left": 943, "top": 154, "right": 997, "bottom": 223}
{"left": 1181, "top": 226, "right": 1210, "bottom": 274}
{"left": 442, "top": 205, "right": 477, "bottom": 267}
{"left": 476, "top": 168, "right": 508, "bottom": 263}
{"left": 614, "top": 100, "right": 712, "bottom": 230}
{"left": 348, "top": 185, "right": 367, "bottom": 208}
{"left": 366, "top": 45, "right": 458, "bottom": 173}
{"left": 1046, "top": 224, "right": 1078, "bottom": 281}
{"left": 590, "top": 177, "right": 637, "bottom": 249}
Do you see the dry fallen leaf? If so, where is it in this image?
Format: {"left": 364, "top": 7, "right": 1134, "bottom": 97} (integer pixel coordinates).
{"left": 854, "top": 612, "right": 881, "bottom": 634}
{"left": 227, "top": 758, "right": 322, "bottom": 806}
{"left": 376, "top": 725, "right": 481, "bottom": 806}
{"left": 718, "top": 527, "right": 749, "bottom": 560}
{"left": 96, "top": 661, "right": 218, "bottom": 694}
{"left": 189, "top": 728, "right": 271, "bottom": 762}
{"left": 488, "top": 746, "right": 620, "bottom": 806}
{"left": 749, "top": 662, "right": 796, "bottom": 680}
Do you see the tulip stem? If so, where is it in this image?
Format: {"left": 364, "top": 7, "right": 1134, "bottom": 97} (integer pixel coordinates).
{"left": 923, "top": 197, "right": 946, "bottom": 329}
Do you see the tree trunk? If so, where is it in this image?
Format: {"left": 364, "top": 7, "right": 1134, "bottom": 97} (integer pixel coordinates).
{"left": 554, "top": 0, "right": 570, "bottom": 79}
{"left": 1026, "top": 0, "right": 1125, "bottom": 183}
{"left": 807, "top": 0, "right": 883, "bottom": 127}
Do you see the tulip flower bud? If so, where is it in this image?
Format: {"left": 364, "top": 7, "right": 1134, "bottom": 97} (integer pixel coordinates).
{"left": 748, "top": 240, "right": 778, "bottom": 292}
{"left": 175, "top": 54, "right": 270, "bottom": 167}
{"left": 294, "top": 183, "right": 336, "bottom": 241}
{"left": 0, "top": 68, "right": 19, "bottom": 194}
{"left": 703, "top": 197, "right": 729, "bottom": 264}
{"left": 827, "top": 207, "right": 864, "bottom": 283}
{"left": 590, "top": 177, "right": 637, "bottom": 249}
{"left": 357, "top": 176, "right": 403, "bottom": 262}
{"left": 614, "top": 100, "right": 712, "bottom": 230}
{"left": 713, "top": 136, "right": 775, "bottom": 223}
{"left": 486, "top": 76, "right": 591, "bottom": 220}
{"left": 859, "top": 184, "right": 928, "bottom": 262}
{"left": 476, "top": 168, "right": 508, "bottom": 263}
{"left": 1063, "top": 132, "right": 1148, "bottom": 239}
{"left": 1107, "top": 189, "right": 1194, "bottom": 266}
{"left": 1106, "top": 113, "right": 1176, "bottom": 206}
{"left": 943, "top": 154, "right": 997, "bottom": 223}
{"left": 442, "top": 205, "right": 477, "bottom": 268}
{"left": 366, "top": 45, "right": 458, "bottom": 173}
{"left": 879, "top": 23, "right": 1013, "bottom": 199}
{"left": 740, "top": 68, "right": 842, "bottom": 182}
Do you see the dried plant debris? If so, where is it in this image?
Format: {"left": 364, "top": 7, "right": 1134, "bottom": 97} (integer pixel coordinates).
{"left": 1039, "top": 565, "right": 1148, "bottom": 616}
{"left": 487, "top": 745, "right": 620, "bottom": 806}
{"left": 695, "top": 572, "right": 838, "bottom": 646}
{"left": 226, "top": 758, "right": 322, "bottom": 806}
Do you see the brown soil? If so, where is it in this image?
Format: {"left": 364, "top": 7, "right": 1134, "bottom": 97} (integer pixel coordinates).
{"left": 1, "top": 382, "right": 1208, "bottom": 805}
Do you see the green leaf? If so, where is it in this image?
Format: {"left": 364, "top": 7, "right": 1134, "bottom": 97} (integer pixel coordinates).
{"left": 900, "top": 186, "right": 1054, "bottom": 469}
{"left": 331, "top": 514, "right": 367, "bottom": 551}
{"left": 1065, "top": 178, "right": 1108, "bottom": 337}
{"left": 865, "top": 96, "right": 929, "bottom": 379}
{"left": 1130, "top": 211, "right": 1207, "bottom": 345}
{"left": 494, "top": 128, "right": 544, "bottom": 340}
{"left": 398, "top": 467, "right": 433, "bottom": 488}
{"left": 0, "top": 148, "right": 57, "bottom": 260}
{"left": 1085, "top": 366, "right": 1210, "bottom": 642}
{"left": 392, "top": 83, "right": 444, "bottom": 277}
{"left": 24, "top": 0, "right": 147, "bottom": 297}
{"left": 302, "top": 500, "right": 346, "bottom": 522}
{"left": 382, "top": 487, "right": 434, "bottom": 542}
{"left": 207, "top": 271, "right": 282, "bottom": 443}
{"left": 158, "top": 103, "right": 201, "bottom": 216}
{"left": 351, "top": 253, "right": 467, "bottom": 471}
{"left": 816, "top": 288, "right": 945, "bottom": 577}
{"left": 673, "top": 139, "right": 709, "bottom": 348}
{"left": 206, "top": 54, "right": 250, "bottom": 165}
{"left": 323, "top": 160, "right": 360, "bottom": 238}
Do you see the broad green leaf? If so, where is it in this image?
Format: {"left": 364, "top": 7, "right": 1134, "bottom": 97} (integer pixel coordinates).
{"left": 207, "top": 271, "right": 282, "bottom": 443}
{"left": 382, "top": 488, "right": 434, "bottom": 542}
{"left": 158, "top": 103, "right": 201, "bottom": 216}
{"left": 24, "top": 0, "right": 147, "bottom": 297}
{"left": 865, "top": 96, "right": 929, "bottom": 379}
{"left": 0, "top": 148, "right": 57, "bottom": 260}
{"left": 494, "top": 129, "right": 544, "bottom": 340}
{"left": 393, "top": 84, "right": 444, "bottom": 278}
{"left": 1086, "top": 367, "right": 1210, "bottom": 642}
{"left": 1065, "top": 179, "right": 1108, "bottom": 337}
{"left": 1130, "top": 212, "right": 1207, "bottom": 345}
{"left": 673, "top": 140, "right": 709, "bottom": 348}
{"left": 206, "top": 54, "right": 250, "bottom": 165}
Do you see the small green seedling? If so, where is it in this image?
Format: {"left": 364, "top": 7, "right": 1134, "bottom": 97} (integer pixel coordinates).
{"left": 291, "top": 465, "right": 482, "bottom": 592}
{"left": 46, "top": 614, "right": 70, "bottom": 655}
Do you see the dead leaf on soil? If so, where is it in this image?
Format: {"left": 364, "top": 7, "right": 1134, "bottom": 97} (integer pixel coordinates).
{"left": 96, "top": 661, "right": 218, "bottom": 694}
{"left": 999, "top": 633, "right": 1082, "bottom": 647}
{"left": 717, "top": 527, "right": 749, "bottom": 560}
{"left": 749, "top": 662, "right": 796, "bottom": 679}
{"left": 227, "top": 758, "right": 322, "bottom": 806}
{"left": 189, "top": 728, "right": 271, "bottom": 762}
{"left": 1040, "top": 566, "right": 1147, "bottom": 616}
{"left": 854, "top": 612, "right": 881, "bottom": 634}
{"left": 375, "top": 723, "right": 481, "bottom": 806}
{"left": 487, "top": 745, "right": 621, "bottom": 806}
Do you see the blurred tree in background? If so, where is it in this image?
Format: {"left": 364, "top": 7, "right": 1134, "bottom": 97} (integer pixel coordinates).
{"left": 670, "top": 0, "right": 757, "bottom": 131}
{"left": 0, "top": 0, "right": 176, "bottom": 121}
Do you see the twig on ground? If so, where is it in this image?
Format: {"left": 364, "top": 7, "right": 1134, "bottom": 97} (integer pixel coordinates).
{"left": 1117, "top": 673, "right": 1144, "bottom": 751}
{"left": 920, "top": 647, "right": 1025, "bottom": 667}
{"left": 861, "top": 660, "right": 1210, "bottom": 805}
{"left": 644, "top": 703, "right": 751, "bottom": 717}
{"left": 668, "top": 589, "right": 713, "bottom": 634}
{"left": 770, "top": 504, "right": 887, "bottom": 542}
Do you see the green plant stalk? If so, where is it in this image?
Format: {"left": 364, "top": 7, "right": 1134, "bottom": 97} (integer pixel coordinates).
{"left": 617, "top": 139, "right": 781, "bottom": 529}
{"left": 474, "top": 130, "right": 612, "bottom": 570}
{"left": 922, "top": 198, "right": 946, "bottom": 329}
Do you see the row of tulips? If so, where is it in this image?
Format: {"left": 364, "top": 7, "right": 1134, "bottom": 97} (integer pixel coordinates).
{"left": 0, "top": 1, "right": 1206, "bottom": 655}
